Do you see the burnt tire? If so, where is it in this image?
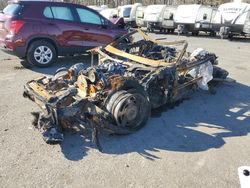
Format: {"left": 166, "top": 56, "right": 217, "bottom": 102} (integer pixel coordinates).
{"left": 27, "top": 40, "right": 57, "bottom": 67}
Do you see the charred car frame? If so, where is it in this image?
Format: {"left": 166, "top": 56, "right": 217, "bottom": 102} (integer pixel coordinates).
{"left": 23, "top": 30, "right": 229, "bottom": 151}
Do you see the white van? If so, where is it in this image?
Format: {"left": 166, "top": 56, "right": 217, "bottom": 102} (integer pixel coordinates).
{"left": 212, "top": 2, "right": 250, "bottom": 38}
{"left": 175, "top": 4, "right": 217, "bottom": 36}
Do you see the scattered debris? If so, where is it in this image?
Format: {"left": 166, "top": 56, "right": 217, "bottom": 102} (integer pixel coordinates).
{"left": 3, "top": 58, "right": 12, "bottom": 61}
{"left": 23, "top": 29, "right": 229, "bottom": 151}
{"left": 14, "top": 66, "right": 27, "bottom": 70}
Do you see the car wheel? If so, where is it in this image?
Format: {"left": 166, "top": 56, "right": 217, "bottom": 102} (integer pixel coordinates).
{"left": 27, "top": 40, "right": 57, "bottom": 67}
{"left": 228, "top": 34, "right": 234, "bottom": 40}
{"left": 192, "top": 31, "right": 198, "bottom": 36}
{"left": 104, "top": 77, "right": 151, "bottom": 133}
{"left": 210, "top": 31, "right": 216, "bottom": 37}
{"left": 106, "top": 89, "right": 151, "bottom": 132}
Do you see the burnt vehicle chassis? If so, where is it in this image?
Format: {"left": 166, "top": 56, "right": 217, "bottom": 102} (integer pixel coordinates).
{"left": 23, "top": 29, "right": 229, "bottom": 151}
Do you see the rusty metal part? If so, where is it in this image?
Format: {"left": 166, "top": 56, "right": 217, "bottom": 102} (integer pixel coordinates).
{"left": 105, "top": 44, "right": 170, "bottom": 67}
{"left": 88, "top": 84, "right": 98, "bottom": 97}
{"left": 77, "top": 74, "right": 88, "bottom": 98}
{"left": 88, "top": 69, "right": 97, "bottom": 83}
{"left": 108, "top": 75, "right": 126, "bottom": 91}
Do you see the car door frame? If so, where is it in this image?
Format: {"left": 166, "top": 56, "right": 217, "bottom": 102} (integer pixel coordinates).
{"left": 42, "top": 4, "right": 89, "bottom": 55}
{"left": 71, "top": 5, "right": 115, "bottom": 49}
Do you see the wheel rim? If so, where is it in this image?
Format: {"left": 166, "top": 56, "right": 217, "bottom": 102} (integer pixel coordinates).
{"left": 34, "top": 46, "right": 53, "bottom": 65}
{"left": 114, "top": 93, "right": 147, "bottom": 128}
{"left": 108, "top": 92, "right": 148, "bottom": 129}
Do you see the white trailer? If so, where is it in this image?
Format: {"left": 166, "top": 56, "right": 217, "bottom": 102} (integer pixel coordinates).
{"left": 100, "top": 8, "right": 118, "bottom": 19}
{"left": 118, "top": 3, "right": 142, "bottom": 28}
{"left": 175, "top": 4, "right": 217, "bottom": 36}
{"left": 144, "top": 5, "right": 167, "bottom": 32}
{"left": 88, "top": 5, "right": 108, "bottom": 12}
{"left": 212, "top": 1, "right": 250, "bottom": 38}
{"left": 135, "top": 6, "right": 146, "bottom": 28}
{"left": 162, "top": 6, "right": 177, "bottom": 33}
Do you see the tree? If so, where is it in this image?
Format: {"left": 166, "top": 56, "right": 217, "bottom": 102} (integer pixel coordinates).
{"left": 0, "top": 0, "right": 8, "bottom": 10}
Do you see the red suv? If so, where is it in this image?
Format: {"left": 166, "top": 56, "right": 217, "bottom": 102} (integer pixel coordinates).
{"left": 0, "top": 1, "right": 127, "bottom": 67}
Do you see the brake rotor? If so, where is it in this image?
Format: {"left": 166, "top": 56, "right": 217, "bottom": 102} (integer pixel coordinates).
{"left": 106, "top": 90, "right": 149, "bottom": 129}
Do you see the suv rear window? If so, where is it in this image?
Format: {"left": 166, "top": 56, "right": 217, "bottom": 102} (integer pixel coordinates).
{"left": 3, "top": 4, "right": 22, "bottom": 15}
{"left": 43, "top": 7, "right": 74, "bottom": 21}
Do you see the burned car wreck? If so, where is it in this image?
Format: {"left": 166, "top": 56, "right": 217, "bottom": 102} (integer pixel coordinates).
{"left": 23, "top": 30, "right": 229, "bottom": 151}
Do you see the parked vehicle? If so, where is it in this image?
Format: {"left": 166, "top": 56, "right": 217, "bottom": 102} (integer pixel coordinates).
{"left": 117, "top": 3, "right": 142, "bottom": 28}
{"left": 87, "top": 5, "right": 108, "bottom": 13}
{"left": 162, "top": 6, "right": 177, "bottom": 33}
{"left": 0, "top": 1, "right": 127, "bottom": 67}
{"left": 135, "top": 6, "right": 146, "bottom": 28}
{"left": 100, "top": 8, "right": 126, "bottom": 29}
{"left": 212, "top": 1, "right": 250, "bottom": 38}
{"left": 100, "top": 8, "right": 118, "bottom": 19}
{"left": 175, "top": 4, "right": 217, "bottom": 36}
{"left": 144, "top": 4, "right": 167, "bottom": 32}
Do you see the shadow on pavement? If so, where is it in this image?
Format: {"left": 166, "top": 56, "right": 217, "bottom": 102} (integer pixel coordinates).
{"left": 59, "top": 81, "right": 250, "bottom": 161}
{"left": 59, "top": 131, "right": 92, "bottom": 161}
{"left": 27, "top": 54, "right": 99, "bottom": 75}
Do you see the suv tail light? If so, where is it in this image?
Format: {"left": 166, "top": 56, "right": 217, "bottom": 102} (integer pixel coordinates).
{"left": 9, "top": 20, "right": 24, "bottom": 35}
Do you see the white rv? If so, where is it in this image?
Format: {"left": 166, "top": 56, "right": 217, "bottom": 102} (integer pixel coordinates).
{"left": 100, "top": 8, "right": 118, "bottom": 20}
{"left": 118, "top": 3, "right": 142, "bottom": 27}
{"left": 88, "top": 5, "right": 108, "bottom": 12}
{"left": 213, "top": 1, "right": 250, "bottom": 38}
{"left": 144, "top": 5, "right": 167, "bottom": 32}
{"left": 162, "top": 6, "right": 177, "bottom": 33}
{"left": 175, "top": 4, "right": 217, "bottom": 35}
{"left": 135, "top": 6, "right": 146, "bottom": 28}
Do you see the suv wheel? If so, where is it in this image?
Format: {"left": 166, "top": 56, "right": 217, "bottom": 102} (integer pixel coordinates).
{"left": 27, "top": 40, "right": 56, "bottom": 67}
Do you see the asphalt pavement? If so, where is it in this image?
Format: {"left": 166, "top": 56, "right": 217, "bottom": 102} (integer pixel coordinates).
{"left": 0, "top": 33, "right": 249, "bottom": 188}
